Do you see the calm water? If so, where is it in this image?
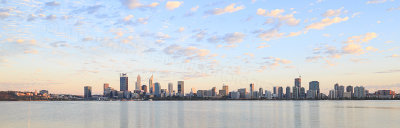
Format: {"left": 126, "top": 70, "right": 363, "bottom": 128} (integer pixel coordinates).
{"left": 0, "top": 101, "right": 399, "bottom": 128}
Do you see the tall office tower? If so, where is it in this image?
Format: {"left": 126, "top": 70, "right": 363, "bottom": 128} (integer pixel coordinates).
{"left": 309, "top": 81, "right": 320, "bottom": 94}
{"left": 286, "top": 86, "right": 291, "bottom": 99}
{"left": 120, "top": 73, "right": 128, "bottom": 91}
{"left": 168, "top": 83, "right": 173, "bottom": 96}
{"left": 300, "top": 87, "right": 306, "bottom": 98}
{"left": 178, "top": 81, "right": 184, "bottom": 96}
{"left": 211, "top": 87, "right": 216, "bottom": 96}
{"left": 142, "top": 85, "right": 148, "bottom": 93}
{"left": 238, "top": 88, "right": 247, "bottom": 99}
{"left": 354, "top": 86, "right": 365, "bottom": 99}
{"left": 223, "top": 85, "right": 229, "bottom": 96}
{"left": 259, "top": 88, "right": 264, "bottom": 98}
{"left": 334, "top": 83, "right": 339, "bottom": 90}
{"left": 250, "top": 83, "right": 254, "bottom": 98}
{"left": 154, "top": 82, "right": 161, "bottom": 97}
{"left": 149, "top": 75, "right": 154, "bottom": 94}
{"left": 346, "top": 85, "right": 353, "bottom": 97}
{"left": 292, "top": 86, "right": 299, "bottom": 99}
{"left": 338, "top": 85, "right": 345, "bottom": 98}
{"left": 278, "top": 86, "right": 283, "bottom": 99}
{"left": 295, "top": 78, "right": 301, "bottom": 88}
{"left": 84, "top": 86, "right": 92, "bottom": 99}
{"left": 273, "top": 87, "right": 277, "bottom": 95}
{"left": 103, "top": 83, "right": 109, "bottom": 96}
{"left": 136, "top": 75, "right": 141, "bottom": 90}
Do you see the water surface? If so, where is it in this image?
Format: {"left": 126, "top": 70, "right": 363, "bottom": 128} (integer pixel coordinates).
{"left": 0, "top": 101, "right": 399, "bottom": 128}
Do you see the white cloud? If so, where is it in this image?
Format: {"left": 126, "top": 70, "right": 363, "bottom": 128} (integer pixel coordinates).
{"left": 163, "top": 44, "right": 214, "bottom": 63}
{"left": 223, "top": 32, "right": 245, "bottom": 44}
{"left": 344, "top": 32, "right": 378, "bottom": 44}
{"left": 191, "top": 5, "right": 199, "bottom": 12}
{"left": 45, "top": 1, "right": 60, "bottom": 6}
{"left": 322, "top": 7, "right": 346, "bottom": 17}
{"left": 305, "top": 17, "right": 349, "bottom": 30}
{"left": 257, "top": 8, "right": 300, "bottom": 26}
{"left": 166, "top": 1, "right": 183, "bottom": 10}
{"left": 208, "top": 3, "right": 244, "bottom": 15}
{"left": 258, "top": 29, "right": 285, "bottom": 41}
{"left": 178, "top": 27, "right": 185, "bottom": 32}
{"left": 366, "top": 0, "right": 387, "bottom": 4}
{"left": 123, "top": 15, "right": 134, "bottom": 21}
{"left": 121, "top": 0, "right": 159, "bottom": 9}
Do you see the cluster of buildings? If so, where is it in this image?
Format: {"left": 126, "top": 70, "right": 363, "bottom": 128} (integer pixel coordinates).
{"left": 83, "top": 74, "right": 400, "bottom": 100}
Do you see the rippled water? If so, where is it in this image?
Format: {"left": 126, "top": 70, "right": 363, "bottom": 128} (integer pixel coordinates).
{"left": 0, "top": 101, "right": 399, "bottom": 128}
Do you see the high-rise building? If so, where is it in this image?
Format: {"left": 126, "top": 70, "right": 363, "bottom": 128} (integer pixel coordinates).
{"left": 278, "top": 86, "right": 283, "bottom": 99}
{"left": 292, "top": 86, "right": 299, "bottom": 99}
{"left": 222, "top": 85, "right": 229, "bottom": 96}
{"left": 120, "top": 73, "right": 128, "bottom": 91}
{"left": 142, "top": 85, "right": 148, "bottom": 93}
{"left": 84, "top": 86, "right": 92, "bottom": 99}
{"left": 238, "top": 88, "right": 247, "bottom": 99}
{"left": 154, "top": 82, "right": 161, "bottom": 97}
{"left": 295, "top": 78, "right": 301, "bottom": 88}
{"left": 338, "top": 85, "right": 345, "bottom": 98}
{"left": 178, "top": 81, "right": 184, "bottom": 96}
{"left": 286, "top": 86, "right": 291, "bottom": 99}
{"left": 334, "top": 83, "right": 339, "bottom": 90}
{"left": 211, "top": 87, "right": 216, "bottom": 96}
{"left": 136, "top": 75, "right": 141, "bottom": 90}
{"left": 300, "top": 87, "right": 306, "bottom": 98}
{"left": 259, "top": 88, "right": 264, "bottom": 98}
{"left": 309, "top": 81, "right": 320, "bottom": 94}
{"left": 168, "top": 83, "right": 173, "bottom": 96}
{"left": 103, "top": 83, "right": 109, "bottom": 96}
{"left": 149, "top": 75, "right": 154, "bottom": 94}
{"left": 354, "top": 86, "right": 365, "bottom": 99}
{"left": 346, "top": 85, "right": 353, "bottom": 97}
{"left": 250, "top": 83, "right": 254, "bottom": 98}
{"left": 273, "top": 87, "right": 277, "bottom": 95}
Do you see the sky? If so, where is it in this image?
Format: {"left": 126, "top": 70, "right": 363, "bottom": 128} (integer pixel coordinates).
{"left": 0, "top": 0, "right": 399, "bottom": 95}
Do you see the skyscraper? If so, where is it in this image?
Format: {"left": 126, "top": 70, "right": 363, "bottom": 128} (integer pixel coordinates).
{"left": 142, "top": 85, "right": 148, "bottom": 93}
{"left": 259, "top": 88, "right": 264, "bottom": 98}
{"left": 295, "top": 78, "right": 301, "bottom": 88}
{"left": 168, "top": 82, "right": 173, "bottom": 96}
{"left": 286, "top": 86, "right": 291, "bottom": 99}
{"left": 103, "top": 83, "right": 109, "bottom": 96}
{"left": 154, "top": 82, "right": 161, "bottom": 97}
{"left": 278, "top": 86, "right": 283, "bottom": 99}
{"left": 149, "top": 75, "right": 154, "bottom": 94}
{"left": 309, "top": 81, "right": 320, "bottom": 94}
{"left": 346, "top": 85, "right": 353, "bottom": 97}
{"left": 292, "top": 86, "right": 299, "bottom": 99}
{"left": 223, "top": 85, "right": 229, "bottom": 96}
{"left": 294, "top": 78, "right": 301, "bottom": 98}
{"left": 250, "top": 83, "right": 254, "bottom": 98}
{"left": 120, "top": 73, "right": 128, "bottom": 91}
{"left": 211, "top": 87, "right": 216, "bottom": 96}
{"left": 84, "top": 86, "right": 92, "bottom": 99}
{"left": 136, "top": 75, "right": 141, "bottom": 90}
{"left": 178, "top": 81, "right": 184, "bottom": 96}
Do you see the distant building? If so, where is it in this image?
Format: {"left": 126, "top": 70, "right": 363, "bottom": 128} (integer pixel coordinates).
{"left": 286, "top": 86, "right": 291, "bottom": 99}
{"left": 222, "top": 85, "right": 229, "bottom": 96}
{"left": 120, "top": 73, "right": 128, "bottom": 91}
{"left": 211, "top": 87, "right": 216, "bottom": 96}
{"left": 142, "top": 85, "right": 148, "bottom": 93}
{"left": 329, "top": 90, "right": 336, "bottom": 99}
{"left": 375, "top": 90, "right": 395, "bottom": 99}
{"left": 250, "top": 83, "right": 254, "bottom": 99}
{"left": 306, "top": 90, "right": 317, "bottom": 99}
{"left": 292, "top": 86, "right": 299, "bottom": 99}
{"left": 168, "top": 83, "right": 173, "bottom": 96}
{"left": 178, "top": 81, "right": 184, "bottom": 96}
{"left": 273, "top": 87, "right": 277, "bottom": 95}
{"left": 294, "top": 77, "right": 301, "bottom": 98}
{"left": 264, "top": 90, "right": 272, "bottom": 99}
{"left": 309, "top": 81, "right": 320, "bottom": 94}
{"left": 154, "top": 82, "right": 161, "bottom": 97}
{"left": 354, "top": 86, "right": 365, "bottom": 99}
{"left": 103, "top": 83, "right": 109, "bottom": 96}
{"left": 230, "top": 91, "right": 240, "bottom": 99}
{"left": 338, "top": 85, "right": 345, "bottom": 98}
{"left": 278, "top": 86, "right": 283, "bottom": 99}
{"left": 149, "top": 75, "right": 154, "bottom": 94}
{"left": 39, "top": 90, "right": 49, "bottom": 95}
{"left": 346, "top": 85, "right": 354, "bottom": 98}
{"left": 259, "top": 88, "right": 264, "bottom": 98}
{"left": 238, "top": 88, "right": 247, "bottom": 99}
{"left": 84, "top": 86, "right": 92, "bottom": 99}
{"left": 300, "top": 87, "right": 305, "bottom": 99}
{"left": 136, "top": 75, "right": 141, "bottom": 90}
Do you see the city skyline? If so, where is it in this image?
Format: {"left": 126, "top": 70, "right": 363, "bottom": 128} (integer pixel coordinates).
{"left": 0, "top": 0, "right": 400, "bottom": 95}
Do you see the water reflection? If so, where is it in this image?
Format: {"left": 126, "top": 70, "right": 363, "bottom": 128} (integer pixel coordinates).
{"left": 120, "top": 102, "right": 128, "bottom": 128}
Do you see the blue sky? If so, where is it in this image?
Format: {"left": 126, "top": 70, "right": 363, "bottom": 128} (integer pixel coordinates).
{"left": 0, "top": 0, "right": 399, "bottom": 95}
